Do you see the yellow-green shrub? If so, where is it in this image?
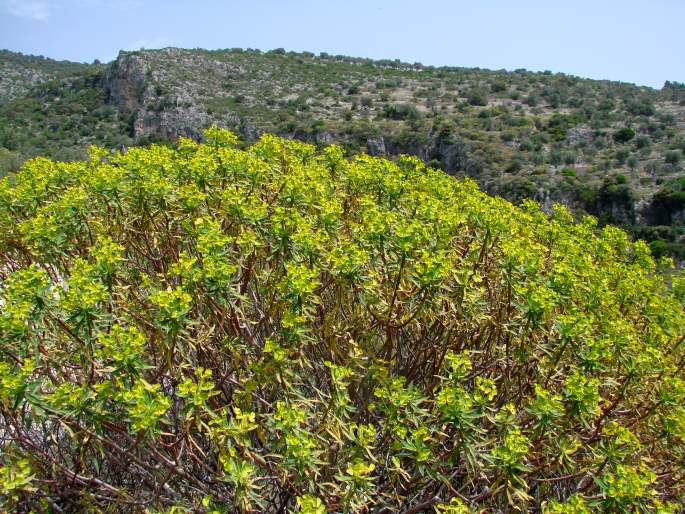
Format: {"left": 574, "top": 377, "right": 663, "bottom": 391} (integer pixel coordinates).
{"left": 0, "top": 128, "right": 684, "bottom": 512}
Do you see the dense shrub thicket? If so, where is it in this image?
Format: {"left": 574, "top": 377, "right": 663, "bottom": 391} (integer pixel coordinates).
{"left": 0, "top": 128, "right": 684, "bottom": 512}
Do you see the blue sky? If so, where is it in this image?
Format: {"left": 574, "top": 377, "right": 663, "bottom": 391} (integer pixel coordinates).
{"left": 1, "top": 0, "right": 683, "bottom": 89}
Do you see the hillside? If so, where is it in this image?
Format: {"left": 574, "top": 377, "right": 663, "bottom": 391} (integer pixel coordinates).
{"left": 0, "top": 50, "right": 92, "bottom": 104}
{"left": 2, "top": 47, "right": 685, "bottom": 256}
{"left": 0, "top": 129, "right": 683, "bottom": 511}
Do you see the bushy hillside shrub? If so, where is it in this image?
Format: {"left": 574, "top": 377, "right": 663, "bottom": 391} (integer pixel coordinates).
{"left": 0, "top": 128, "right": 684, "bottom": 512}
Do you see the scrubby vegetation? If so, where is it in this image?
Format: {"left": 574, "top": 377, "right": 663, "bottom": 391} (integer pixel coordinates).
{"left": 1, "top": 129, "right": 684, "bottom": 512}
{"left": 0, "top": 49, "right": 92, "bottom": 104}
{"left": 0, "top": 65, "right": 132, "bottom": 163}
{"left": 2, "top": 48, "right": 685, "bottom": 258}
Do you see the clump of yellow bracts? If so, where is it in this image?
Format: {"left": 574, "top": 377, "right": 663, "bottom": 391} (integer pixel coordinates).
{"left": 0, "top": 127, "right": 684, "bottom": 512}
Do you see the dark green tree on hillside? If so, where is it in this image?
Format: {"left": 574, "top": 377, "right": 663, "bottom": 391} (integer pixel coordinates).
{"left": 614, "top": 127, "right": 635, "bottom": 144}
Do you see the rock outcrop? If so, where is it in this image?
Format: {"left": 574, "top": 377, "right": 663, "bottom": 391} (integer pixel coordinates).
{"left": 366, "top": 137, "right": 386, "bottom": 156}
{"left": 103, "top": 50, "right": 230, "bottom": 140}
{"left": 103, "top": 53, "right": 147, "bottom": 113}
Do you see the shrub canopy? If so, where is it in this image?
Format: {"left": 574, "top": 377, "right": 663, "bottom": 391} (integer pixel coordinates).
{"left": 1, "top": 128, "right": 684, "bottom": 512}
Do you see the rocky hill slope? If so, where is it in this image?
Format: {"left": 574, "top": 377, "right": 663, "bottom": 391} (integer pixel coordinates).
{"left": 2, "top": 47, "right": 685, "bottom": 257}
{"left": 0, "top": 49, "right": 91, "bottom": 103}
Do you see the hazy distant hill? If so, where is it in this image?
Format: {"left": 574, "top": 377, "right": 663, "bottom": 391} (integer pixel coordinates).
{"left": 2, "top": 47, "right": 685, "bottom": 257}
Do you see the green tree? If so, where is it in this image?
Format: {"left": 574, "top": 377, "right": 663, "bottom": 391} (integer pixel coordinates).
{"left": 665, "top": 150, "right": 681, "bottom": 165}
{"left": 613, "top": 127, "right": 635, "bottom": 144}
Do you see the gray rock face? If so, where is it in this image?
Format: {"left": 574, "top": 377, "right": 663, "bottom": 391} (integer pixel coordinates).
{"left": 434, "top": 139, "right": 473, "bottom": 175}
{"left": 104, "top": 53, "right": 147, "bottom": 112}
{"left": 365, "top": 136, "right": 483, "bottom": 176}
{"left": 133, "top": 107, "right": 212, "bottom": 140}
{"left": 366, "top": 137, "right": 386, "bottom": 156}
{"left": 315, "top": 131, "right": 334, "bottom": 145}
{"left": 635, "top": 199, "right": 650, "bottom": 225}
{"left": 567, "top": 124, "right": 593, "bottom": 146}
{"left": 103, "top": 50, "right": 236, "bottom": 141}
{"left": 537, "top": 188, "right": 554, "bottom": 213}
{"left": 239, "top": 122, "right": 263, "bottom": 142}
